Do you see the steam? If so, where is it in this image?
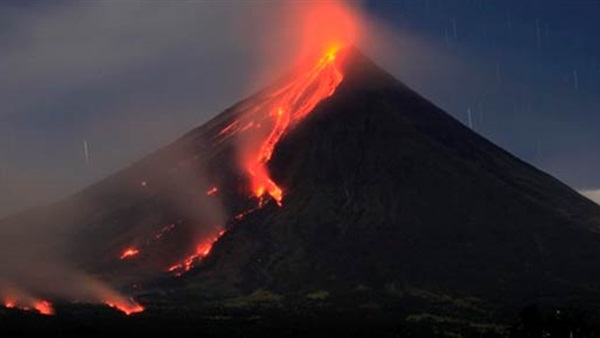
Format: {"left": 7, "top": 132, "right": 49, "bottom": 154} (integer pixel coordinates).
{"left": 0, "top": 212, "right": 142, "bottom": 314}
{"left": 0, "top": 122, "right": 231, "bottom": 313}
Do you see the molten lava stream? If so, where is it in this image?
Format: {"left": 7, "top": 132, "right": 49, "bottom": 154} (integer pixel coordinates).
{"left": 120, "top": 247, "right": 140, "bottom": 260}
{"left": 33, "top": 300, "right": 54, "bottom": 315}
{"left": 105, "top": 299, "right": 144, "bottom": 316}
{"left": 167, "top": 230, "right": 225, "bottom": 276}
{"left": 165, "top": 48, "right": 344, "bottom": 279}
{"left": 2, "top": 296, "right": 55, "bottom": 316}
{"left": 248, "top": 107, "right": 290, "bottom": 206}
{"left": 232, "top": 47, "right": 344, "bottom": 206}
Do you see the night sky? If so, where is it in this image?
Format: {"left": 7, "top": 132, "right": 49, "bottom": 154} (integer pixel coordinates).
{"left": 366, "top": 0, "right": 600, "bottom": 202}
{"left": 1, "top": 0, "right": 599, "bottom": 217}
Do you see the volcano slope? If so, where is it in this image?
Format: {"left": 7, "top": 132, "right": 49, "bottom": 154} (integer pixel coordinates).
{"left": 3, "top": 47, "right": 600, "bottom": 330}
{"left": 170, "top": 47, "right": 600, "bottom": 316}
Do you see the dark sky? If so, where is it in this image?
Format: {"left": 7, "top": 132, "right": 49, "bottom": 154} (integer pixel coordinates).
{"left": 1, "top": 0, "right": 599, "bottom": 217}
{"left": 366, "top": 0, "right": 600, "bottom": 193}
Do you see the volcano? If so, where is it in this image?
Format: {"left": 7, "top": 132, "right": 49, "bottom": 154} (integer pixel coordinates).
{"left": 3, "top": 47, "right": 600, "bottom": 329}
{"left": 172, "top": 47, "right": 600, "bottom": 314}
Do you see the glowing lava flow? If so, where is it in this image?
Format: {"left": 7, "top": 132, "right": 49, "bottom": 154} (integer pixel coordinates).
{"left": 248, "top": 107, "right": 289, "bottom": 206}
{"left": 247, "top": 47, "right": 343, "bottom": 205}
{"left": 105, "top": 299, "right": 144, "bottom": 315}
{"left": 33, "top": 300, "right": 54, "bottom": 315}
{"left": 166, "top": 48, "right": 344, "bottom": 277}
{"left": 120, "top": 247, "right": 140, "bottom": 260}
{"left": 2, "top": 292, "right": 55, "bottom": 316}
{"left": 167, "top": 230, "right": 225, "bottom": 276}
{"left": 220, "top": 47, "right": 344, "bottom": 206}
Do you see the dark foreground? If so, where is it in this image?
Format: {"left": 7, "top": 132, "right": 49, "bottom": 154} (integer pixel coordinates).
{"left": 2, "top": 303, "right": 600, "bottom": 338}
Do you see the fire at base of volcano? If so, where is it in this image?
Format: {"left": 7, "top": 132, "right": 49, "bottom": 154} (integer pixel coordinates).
{"left": 2, "top": 285, "right": 145, "bottom": 316}
{"left": 3, "top": 299, "right": 54, "bottom": 316}
{"left": 105, "top": 299, "right": 145, "bottom": 316}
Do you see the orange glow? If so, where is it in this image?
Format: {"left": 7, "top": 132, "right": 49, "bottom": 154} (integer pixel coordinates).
{"left": 248, "top": 107, "right": 288, "bottom": 206}
{"left": 119, "top": 247, "right": 140, "bottom": 260}
{"left": 167, "top": 230, "right": 224, "bottom": 276}
{"left": 33, "top": 301, "right": 54, "bottom": 316}
{"left": 206, "top": 186, "right": 218, "bottom": 196}
{"left": 166, "top": 2, "right": 354, "bottom": 278}
{"left": 105, "top": 299, "right": 144, "bottom": 316}
{"left": 2, "top": 292, "right": 54, "bottom": 316}
{"left": 222, "top": 47, "right": 344, "bottom": 207}
{"left": 298, "top": 2, "right": 360, "bottom": 61}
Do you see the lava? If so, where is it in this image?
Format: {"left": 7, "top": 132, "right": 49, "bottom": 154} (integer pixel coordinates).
{"left": 105, "top": 299, "right": 144, "bottom": 315}
{"left": 165, "top": 48, "right": 343, "bottom": 276}
{"left": 168, "top": 47, "right": 344, "bottom": 276}
{"left": 2, "top": 292, "right": 54, "bottom": 316}
{"left": 120, "top": 247, "right": 140, "bottom": 260}
{"left": 33, "top": 300, "right": 55, "bottom": 315}
{"left": 167, "top": 230, "right": 225, "bottom": 276}
{"left": 248, "top": 107, "right": 290, "bottom": 206}
{"left": 222, "top": 46, "right": 344, "bottom": 206}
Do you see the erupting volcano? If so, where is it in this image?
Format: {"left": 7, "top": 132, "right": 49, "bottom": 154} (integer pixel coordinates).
{"left": 4, "top": 28, "right": 600, "bottom": 338}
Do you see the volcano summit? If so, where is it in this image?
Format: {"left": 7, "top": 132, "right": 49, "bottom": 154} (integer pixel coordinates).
{"left": 3, "top": 47, "right": 600, "bottom": 335}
